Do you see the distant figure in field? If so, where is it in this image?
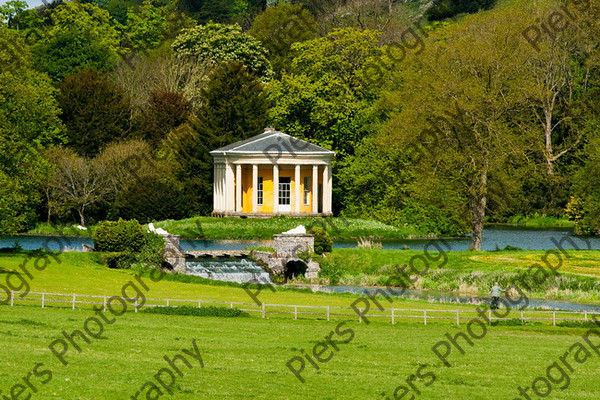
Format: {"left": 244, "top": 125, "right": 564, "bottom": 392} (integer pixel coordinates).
{"left": 490, "top": 282, "right": 505, "bottom": 310}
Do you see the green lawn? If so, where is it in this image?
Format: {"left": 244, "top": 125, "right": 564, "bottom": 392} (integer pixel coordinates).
{"left": 27, "top": 216, "right": 420, "bottom": 240}
{"left": 1, "top": 305, "right": 599, "bottom": 399}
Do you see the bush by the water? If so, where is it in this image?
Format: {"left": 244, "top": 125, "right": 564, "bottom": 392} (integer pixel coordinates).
{"left": 308, "top": 227, "right": 332, "bottom": 254}
{"left": 94, "top": 219, "right": 164, "bottom": 268}
{"left": 141, "top": 305, "right": 249, "bottom": 318}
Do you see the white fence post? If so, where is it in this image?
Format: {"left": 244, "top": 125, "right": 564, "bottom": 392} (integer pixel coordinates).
{"left": 10, "top": 290, "right": 14, "bottom": 307}
{"left": 230, "top": 302, "right": 234, "bottom": 309}
{"left": 41, "top": 293, "right": 45, "bottom": 309}
{"left": 552, "top": 312, "right": 556, "bottom": 327}
{"left": 326, "top": 306, "right": 330, "bottom": 322}
{"left": 103, "top": 296, "right": 107, "bottom": 312}
{"left": 391, "top": 308, "right": 395, "bottom": 325}
{"left": 262, "top": 303, "right": 266, "bottom": 318}
{"left": 198, "top": 300, "right": 202, "bottom": 308}
{"left": 72, "top": 294, "right": 76, "bottom": 310}
{"left": 423, "top": 310, "right": 427, "bottom": 325}
{"left": 135, "top": 298, "right": 138, "bottom": 313}
{"left": 488, "top": 310, "right": 492, "bottom": 325}
{"left": 520, "top": 310, "right": 524, "bottom": 324}
{"left": 585, "top": 311, "right": 588, "bottom": 322}
{"left": 294, "top": 306, "right": 298, "bottom": 320}
{"left": 166, "top": 299, "right": 170, "bottom": 307}
{"left": 456, "top": 310, "right": 460, "bottom": 326}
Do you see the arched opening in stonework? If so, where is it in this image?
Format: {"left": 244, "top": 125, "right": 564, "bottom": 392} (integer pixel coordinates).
{"left": 284, "top": 260, "right": 308, "bottom": 280}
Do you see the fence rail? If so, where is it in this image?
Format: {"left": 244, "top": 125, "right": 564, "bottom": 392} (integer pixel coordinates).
{"left": 3, "top": 291, "right": 598, "bottom": 327}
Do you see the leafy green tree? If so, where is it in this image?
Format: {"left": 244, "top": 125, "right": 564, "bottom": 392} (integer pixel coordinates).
{"left": 249, "top": 3, "right": 318, "bottom": 75}
{"left": 381, "top": 7, "right": 532, "bottom": 249}
{"left": 172, "top": 21, "right": 273, "bottom": 80}
{"left": 34, "top": 29, "right": 120, "bottom": 81}
{"left": 0, "top": 29, "right": 64, "bottom": 234}
{"left": 33, "top": 1, "right": 121, "bottom": 81}
{"left": 0, "top": 0, "right": 28, "bottom": 29}
{"left": 269, "top": 28, "right": 383, "bottom": 159}
{"left": 125, "top": 0, "right": 168, "bottom": 51}
{"left": 176, "top": 0, "right": 265, "bottom": 24}
{"left": 58, "top": 69, "right": 132, "bottom": 157}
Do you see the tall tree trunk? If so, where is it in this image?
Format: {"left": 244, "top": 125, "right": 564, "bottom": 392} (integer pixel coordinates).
{"left": 470, "top": 170, "right": 488, "bottom": 251}
{"left": 78, "top": 207, "right": 85, "bottom": 227}
{"left": 544, "top": 109, "right": 554, "bottom": 175}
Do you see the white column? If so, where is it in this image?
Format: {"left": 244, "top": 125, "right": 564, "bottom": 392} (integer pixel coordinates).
{"left": 235, "top": 164, "right": 242, "bottom": 213}
{"left": 323, "top": 164, "right": 332, "bottom": 214}
{"left": 225, "top": 161, "right": 235, "bottom": 212}
{"left": 294, "top": 165, "right": 301, "bottom": 214}
{"left": 273, "top": 164, "right": 279, "bottom": 213}
{"left": 213, "top": 163, "right": 218, "bottom": 212}
{"left": 312, "top": 165, "right": 319, "bottom": 214}
{"left": 252, "top": 164, "right": 258, "bottom": 213}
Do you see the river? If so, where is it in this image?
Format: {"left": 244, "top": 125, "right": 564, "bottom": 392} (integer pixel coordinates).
{"left": 1, "top": 226, "right": 597, "bottom": 252}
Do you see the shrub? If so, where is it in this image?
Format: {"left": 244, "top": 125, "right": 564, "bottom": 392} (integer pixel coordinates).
{"left": 93, "top": 219, "right": 146, "bottom": 252}
{"left": 94, "top": 219, "right": 165, "bottom": 268}
{"left": 141, "top": 305, "right": 249, "bottom": 318}
{"left": 308, "top": 227, "right": 332, "bottom": 254}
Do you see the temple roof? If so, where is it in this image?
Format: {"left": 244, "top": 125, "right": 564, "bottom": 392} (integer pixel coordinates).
{"left": 210, "top": 130, "right": 335, "bottom": 156}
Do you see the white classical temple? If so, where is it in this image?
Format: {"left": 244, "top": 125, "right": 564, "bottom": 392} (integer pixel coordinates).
{"left": 210, "top": 128, "right": 335, "bottom": 216}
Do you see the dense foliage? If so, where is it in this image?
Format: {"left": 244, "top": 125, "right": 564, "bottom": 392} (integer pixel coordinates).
{"left": 93, "top": 218, "right": 164, "bottom": 268}
{"left": 308, "top": 227, "right": 332, "bottom": 254}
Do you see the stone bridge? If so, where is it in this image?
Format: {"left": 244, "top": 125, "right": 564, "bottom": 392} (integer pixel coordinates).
{"left": 161, "top": 232, "right": 320, "bottom": 279}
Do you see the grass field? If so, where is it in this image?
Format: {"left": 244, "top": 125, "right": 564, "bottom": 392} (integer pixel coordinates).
{"left": 1, "top": 305, "right": 600, "bottom": 399}
{"left": 2, "top": 250, "right": 600, "bottom": 399}
{"left": 27, "top": 217, "right": 419, "bottom": 240}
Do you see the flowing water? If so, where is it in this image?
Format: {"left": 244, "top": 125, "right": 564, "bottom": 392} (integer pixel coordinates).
{"left": 185, "top": 258, "right": 272, "bottom": 284}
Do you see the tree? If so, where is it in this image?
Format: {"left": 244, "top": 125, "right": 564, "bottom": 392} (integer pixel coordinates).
{"left": 249, "top": 3, "right": 318, "bottom": 74}
{"left": 172, "top": 21, "right": 273, "bottom": 80}
{"left": 195, "top": 61, "right": 270, "bottom": 148}
{"left": 58, "top": 69, "right": 132, "bottom": 157}
{"left": 513, "top": 2, "right": 599, "bottom": 175}
{"left": 426, "top": 0, "right": 497, "bottom": 21}
{"left": 34, "top": 29, "right": 120, "bottom": 81}
{"left": 125, "top": 0, "right": 168, "bottom": 51}
{"left": 33, "top": 1, "right": 121, "bottom": 81}
{"left": 45, "top": 147, "right": 110, "bottom": 227}
{"left": 269, "top": 28, "right": 383, "bottom": 159}
{"left": 0, "top": 28, "right": 64, "bottom": 234}
{"left": 94, "top": 140, "right": 189, "bottom": 223}
{"left": 0, "top": 0, "right": 28, "bottom": 29}
{"left": 136, "top": 91, "right": 192, "bottom": 145}
{"left": 380, "top": 8, "right": 530, "bottom": 249}
{"left": 176, "top": 0, "right": 265, "bottom": 24}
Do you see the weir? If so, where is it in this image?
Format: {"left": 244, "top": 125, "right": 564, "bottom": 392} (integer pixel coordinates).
{"left": 185, "top": 258, "right": 272, "bottom": 284}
